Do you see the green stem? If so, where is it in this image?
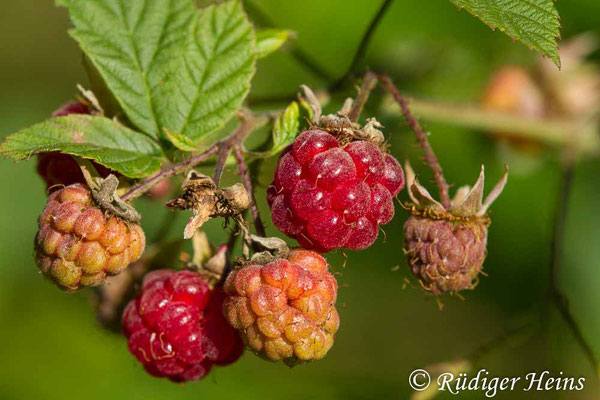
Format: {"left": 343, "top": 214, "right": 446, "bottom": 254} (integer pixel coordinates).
{"left": 549, "top": 163, "right": 600, "bottom": 377}
{"left": 387, "top": 98, "right": 600, "bottom": 155}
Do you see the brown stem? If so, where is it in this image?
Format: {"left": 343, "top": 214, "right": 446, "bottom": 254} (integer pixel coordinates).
{"left": 212, "top": 118, "right": 254, "bottom": 187}
{"left": 121, "top": 145, "right": 218, "bottom": 202}
{"left": 348, "top": 71, "right": 378, "bottom": 123}
{"left": 330, "top": 0, "right": 395, "bottom": 90}
{"left": 213, "top": 145, "right": 230, "bottom": 186}
{"left": 233, "top": 145, "right": 266, "bottom": 237}
{"left": 122, "top": 117, "right": 256, "bottom": 202}
{"left": 378, "top": 73, "right": 451, "bottom": 208}
{"left": 244, "top": 0, "right": 334, "bottom": 82}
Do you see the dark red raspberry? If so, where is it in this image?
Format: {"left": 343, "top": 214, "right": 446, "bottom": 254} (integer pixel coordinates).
{"left": 268, "top": 130, "right": 404, "bottom": 252}
{"left": 52, "top": 100, "right": 92, "bottom": 117}
{"left": 223, "top": 248, "right": 339, "bottom": 366}
{"left": 35, "top": 183, "right": 145, "bottom": 290}
{"left": 122, "top": 270, "right": 243, "bottom": 382}
{"left": 36, "top": 101, "right": 114, "bottom": 188}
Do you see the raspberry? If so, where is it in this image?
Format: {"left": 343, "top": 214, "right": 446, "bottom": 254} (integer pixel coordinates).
{"left": 34, "top": 183, "right": 145, "bottom": 290}
{"left": 404, "top": 216, "right": 487, "bottom": 295}
{"left": 223, "top": 248, "right": 339, "bottom": 366}
{"left": 36, "top": 101, "right": 114, "bottom": 188}
{"left": 268, "top": 130, "right": 404, "bottom": 252}
{"left": 122, "top": 270, "right": 243, "bottom": 382}
{"left": 403, "top": 163, "right": 508, "bottom": 295}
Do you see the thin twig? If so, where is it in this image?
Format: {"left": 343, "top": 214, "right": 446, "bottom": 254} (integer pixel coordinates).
{"left": 347, "top": 71, "right": 378, "bottom": 123}
{"left": 330, "top": 0, "right": 395, "bottom": 91}
{"left": 402, "top": 99, "right": 600, "bottom": 155}
{"left": 122, "top": 117, "right": 256, "bottom": 202}
{"left": 121, "top": 145, "right": 219, "bottom": 202}
{"left": 469, "top": 320, "right": 538, "bottom": 365}
{"left": 378, "top": 73, "right": 451, "bottom": 208}
{"left": 233, "top": 145, "right": 266, "bottom": 237}
{"left": 212, "top": 118, "right": 254, "bottom": 187}
{"left": 213, "top": 145, "right": 231, "bottom": 186}
{"left": 549, "top": 163, "right": 599, "bottom": 376}
{"left": 244, "top": 0, "right": 334, "bottom": 82}
{"left": 248, "top": 0, "right": 393, "bottom": 103}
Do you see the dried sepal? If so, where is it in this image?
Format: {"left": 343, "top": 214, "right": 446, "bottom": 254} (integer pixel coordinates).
{"left": 167, "top": 171, "right": 251, "bottom": 239}
{"left": 479, "top": 165, "right": 509, "bottom": 217}
{"left": 300, "top": 84, "right": 384, "bottom": 146}
{"left": 300, "top": 85, "right": 322, "bottom": 124}
{"left": 248, "top": 235, "right": 290, "bottom": 265}
{"left": 79, "top": 160, "right": 140, "bottom": 222}
{"left": 449, "top": 165, "right": 484, "bottom": 217}
{"left": 406, "top": 161, "right": 508, "bottom": 219}
{"left": 404, "top": 161, "right": 446, "bottom": 213}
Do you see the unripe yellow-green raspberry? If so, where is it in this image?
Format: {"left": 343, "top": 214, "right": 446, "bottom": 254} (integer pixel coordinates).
{"left": 223, "top": 248, "right": 339, "bottom": 366}
{"left": 35, "top": 183, "right": 145, "bottom": 291}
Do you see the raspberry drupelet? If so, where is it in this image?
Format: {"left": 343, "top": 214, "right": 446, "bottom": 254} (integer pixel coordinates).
{"left": 223, "top": 248, "right": 339, "bottom": 366}
{"left": 268, "top": 130, "right": 404, "bottom": 252}
{"left": 122, "top": 270, "right": 243, "bottom": 382}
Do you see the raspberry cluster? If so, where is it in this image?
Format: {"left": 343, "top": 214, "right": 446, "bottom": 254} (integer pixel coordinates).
{"left": 35, "top": 183, "right": 145, "bottom": 290}
{"left": 223, "top": 248, "right": 339, "bottom": 366}
{"left": 404, "top": 216, "right": 488, "bottom": 295}
{"left": 122, "top": 270, "right": 243, "bottom": 382}
{"left": 36, "top": 101, "right": 114, "bottom": 188}
{"left": 267, "top": 130, "right": 404, "bottom": 252}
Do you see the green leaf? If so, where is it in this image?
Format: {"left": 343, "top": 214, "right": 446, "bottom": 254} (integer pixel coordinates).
{"left": 273, "top": 102, "right": 300, "bottom": 154}
{"left": 163, "top": 129, "right": 198, "bottom": 152}
{"left": 256, "top": 29, "right": 293, "bottom": 58}
{"left": 156, "top": 0, "right": 256, "bottom": 143}
{"left": 450, "top": 0, "right": 561, "bottom": 67}
{"left": 0, "top": 115, "right": 164, "bottom": 178}
{"left": 57, "top": 0, "right": 197, "bottom": 139}
{"left": 251, "top": 101, "right": 299, "bottom": 159}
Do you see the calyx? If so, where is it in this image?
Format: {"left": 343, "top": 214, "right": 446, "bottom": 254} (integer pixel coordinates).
{"left": 405, "top": 161, "right": 509, "bottom": 221}
{"left": 300, "top": 85, "right": 385, "bottom": 146}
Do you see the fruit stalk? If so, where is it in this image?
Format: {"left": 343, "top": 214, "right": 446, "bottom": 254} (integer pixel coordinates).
{"left": 348, "top": 71, "right": 378, "bottom": 122}
{"left": 213, "top": 116, "right": 255, "bottom": 187}
{"left": 378, "top": 73, "right": 451, "bottom": 209}
{"left": 121, "top": 145, "right": 219, "bottom": 201}
{"left": 121, "top": 115, "right": 259, "bottom": 202}
{"left": 233, "top": 145, "right": 266, "bottom": 237}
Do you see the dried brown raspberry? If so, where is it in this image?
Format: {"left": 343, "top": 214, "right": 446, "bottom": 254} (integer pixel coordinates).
{"left": 35, "top": 183, "right": 145, "bottom": 291}
{"left": 403, "top": 163, "right": 508, "bottom": 295}
{"left": 223, "top": 248, "right": 339, "bottom": 366}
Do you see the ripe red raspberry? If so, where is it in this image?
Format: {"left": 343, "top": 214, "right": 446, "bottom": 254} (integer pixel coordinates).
{"left": 223, "top": 248, "right": 339, "bottom": 366}
{"left": 404, "top": 216, "right": 487, "bottom": 294}
{"left": 122, "top": 270, "right": 243, "bottom": 382}
{"left": 36, "top": 101, "right": 114, "bottom": 188}
{"left": 35, "top": 183, "right": 145, "bottom": 290}
{"left": 268, "top": 130, "right": 404, "bottom": 252}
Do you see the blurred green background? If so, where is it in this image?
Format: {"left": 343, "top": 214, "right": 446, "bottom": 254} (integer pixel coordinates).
{"left": 1, "top": 0, "right": 599, "bottom": 399}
